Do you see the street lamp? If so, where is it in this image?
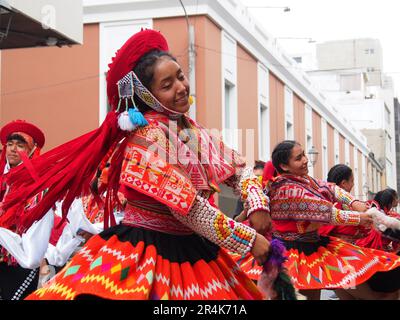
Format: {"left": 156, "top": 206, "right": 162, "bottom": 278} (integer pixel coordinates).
{"left": 308, "top": 146, "right": 319, "bottom": 167}
{"left": 246, "top": 6, "right": 291, "bottom": 12}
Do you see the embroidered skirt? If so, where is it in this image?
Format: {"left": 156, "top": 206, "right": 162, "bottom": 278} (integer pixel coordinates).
{"left": 26, "top": 225, "right": 262, "bottom": 300}
{"left": 0, "top": 263, "right": 39, "bottom": 300}
{"left": 229, "top": 233, "right": 400, "bottom": 290}
{"left": 228, "top": 250, "right": 262, "bottom": 281}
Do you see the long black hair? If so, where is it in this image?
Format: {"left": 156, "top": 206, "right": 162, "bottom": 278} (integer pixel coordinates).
{"left": 271, "top": 140, "right": 301, "bottom": 174}
{"left": 327, "top": 164, "right": 353, "bottom": 185}
{"left": 132, "top": 50, "right": 177, "bottom": 113}
{"left": 374, "top": 188, "right": 398, "bottom": 211}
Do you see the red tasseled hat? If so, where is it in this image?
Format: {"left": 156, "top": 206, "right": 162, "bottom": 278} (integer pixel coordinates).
{"left": 0, "top": 120, "right": 45, "bottom": 148}
{"left": 262, "top": 161, "right": 277, "bottom": 187}
{"left": 106, "top": 29, "right": 169, "bottom": 111}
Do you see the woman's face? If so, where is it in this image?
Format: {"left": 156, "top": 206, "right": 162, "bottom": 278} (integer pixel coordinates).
{"left": 390, "top": 196, "right": 399, "bottom": 211}
{"left": 338, "top": 174, "right": 354, "bottom": 193}
{"left": 279, "top": 144, "right": 309, "bottom": 176}
{"left": 150, "top": 57, "right": 190, "bottom": 114}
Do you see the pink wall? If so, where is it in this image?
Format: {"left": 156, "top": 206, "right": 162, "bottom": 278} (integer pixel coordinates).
{"left": 237, "top": 45, "right": 258, "bottom": 160}
{"left": 1, "top": 24, "right": 100, "bottom": 151}
{"left": 269, "top": 73, "right": 285, "bottom": 150}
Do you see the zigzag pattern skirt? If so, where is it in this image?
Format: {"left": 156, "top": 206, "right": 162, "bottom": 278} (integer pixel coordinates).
{"left": 228, "top": 235, "right": 400, "bottom": 290}
{"left": 26, "top": 225, "right": 262, "bottom": 300}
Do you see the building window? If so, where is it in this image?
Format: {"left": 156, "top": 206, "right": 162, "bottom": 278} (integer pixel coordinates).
{"left": 223, "top": 81, "right": 237, "bottom": 149}
{"left": 385, "top": 106, "right": 391, "bottom": 126}
{"left": 345, "top": 140, "right": 350, "bottom": 166}
{"left": 334, "top": 130, "right": 340, "bottom": 165}
{"left": 286, "top": 122, "right": 294, "bottom": 140}
{"left": 386, "top": 159, "right": 394, "bottom": 188}
{"left": 386, "top": 133, "right": 392, "bottom": 154}
{"left": 364, "top": 48, "right": 375, "bottom": 54}
{"left": 293, "top": 56, "right": 302, "bottom": 64}
{"left": 258, "top": 64, "right": 270, "bottom": 161}
{"left": 353, "top": 149, "right": 359, "bottom": 197}
{"left": 321, "top": 119, "right": 328, "bottom": 179}
{"left": 305, "top": 105, "right": 313, "bottom": 176}
{"left": 340, "top": 74, "right": 361, "bottom": 91}
{"left": 260, "top": 104, "right": 270, "bottom": 161}
{"left": 221, "top": 31, "right": 238, "bottom": 150}
{"left": 285, "top": 87, "right": 294, "bottom": 140}
{"left": 362, "top": 155, "right": 367, "bottom": 199}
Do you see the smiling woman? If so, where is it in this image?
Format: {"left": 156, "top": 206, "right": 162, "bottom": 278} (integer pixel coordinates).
{"left": 266, "top": 140, "right": 400, "bottom": 300}
{"left": 132, "top": 50, "right": 190, "bottom": 115}
{"left": 271, "top": 140, "right": 309, "bottom": 176}
{"left": 13, "top": 28, "right": 273, "bottom": 300}
{"left": 150, "top": 57, "right": 190, "bottom": 114}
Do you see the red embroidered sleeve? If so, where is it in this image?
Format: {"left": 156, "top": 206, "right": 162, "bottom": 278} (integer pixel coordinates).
{"left": 170, "top": 195, "right": 257, "bottom": 256}
{"left": 332, "top": 185, "right": 357, "bottom": 207}
{"left": 224, "top": 167, "right": 270, "bottom": 218}
{"left": 330, "top": 207, "right": 361, "bottom": 226}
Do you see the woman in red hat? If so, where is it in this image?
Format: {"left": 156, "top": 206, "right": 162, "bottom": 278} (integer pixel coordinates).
{"left": 2, "top": 29, "right": 272, "bottom": 300}
{"left": 0, "top": 120, "right": 52, "bottom": 300}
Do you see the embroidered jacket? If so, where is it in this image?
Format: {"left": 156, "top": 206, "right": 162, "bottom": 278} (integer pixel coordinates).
{"left": 269, "top": 174, "right": 361, "bottom": 234}
{"left": 119, "top": 111, "right": 270, "bottom": 256}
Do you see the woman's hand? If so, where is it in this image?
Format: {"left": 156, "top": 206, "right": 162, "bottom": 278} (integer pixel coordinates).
{"left": 351, "top": 200, "right": 368, "bottom": 212}
{"left": 77, "top": 230, "right": 94, "bottom": 242}
{"left": 250, "top": 233, "right": 270, "bottom": 265}
{"left": 249, "top": 210, "right": 272, "bottom": 235}
{"left": 359, "top": 212, "right": 373, "bottom": 228}
{"left": 234, "top": 210, "right": 247, "bottom": 222}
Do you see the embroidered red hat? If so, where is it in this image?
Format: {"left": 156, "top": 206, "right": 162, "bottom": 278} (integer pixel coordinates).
{"left": 106, "top": 29, "right": 169, "bottom": 111}
{"left": 0, "top": 119, "right": 45, "bottom": 148}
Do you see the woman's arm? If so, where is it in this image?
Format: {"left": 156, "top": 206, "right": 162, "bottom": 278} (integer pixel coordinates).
{"left": 170, "top": 194, "right": 258, "bottom": 256}
{"left": 224, "top": 167, "right": 271, "bottom": 234}
{"left": 224, "top": 167, "right": 269, "bottom": 217}
{"left": 332, "top": 185, "right": 367, "bottom": 212}
{"left": 331, "top": 207, "right": 372, "bottom": 227}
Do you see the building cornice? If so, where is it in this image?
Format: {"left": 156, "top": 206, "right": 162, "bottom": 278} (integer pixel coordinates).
{"left": 83, "top": 0, "right": 370, "bottom": 155}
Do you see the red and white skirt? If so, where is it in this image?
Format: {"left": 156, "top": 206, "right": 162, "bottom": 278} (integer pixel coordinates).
{"left": 27, "top": 225, "right": 262, "bottom": 300}
{"left": 229, "top": 232, "right": 400, "bottom": 290}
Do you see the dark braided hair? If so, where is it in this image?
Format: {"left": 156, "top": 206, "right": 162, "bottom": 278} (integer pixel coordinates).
{"left": 327, "top": 164, "right": 353, "bottom": 185}
{"left": 374, "top": 188, "right": 398, "bottom": 211}
{"left": 272, "top": 140, "right": 301, "bottom": 174}
{"left": 132, "top": 50, "right": 177, "bottom": 113}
